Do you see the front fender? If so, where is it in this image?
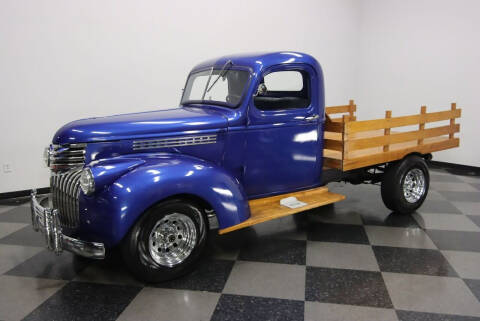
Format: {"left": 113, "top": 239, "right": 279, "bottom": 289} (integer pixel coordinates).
{"left": 78, "top": 153, "right": 249, "bottom": 247}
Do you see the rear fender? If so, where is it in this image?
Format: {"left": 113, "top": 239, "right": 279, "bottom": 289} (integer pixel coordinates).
{"left": 79, "top": 153, "right": 249, "bottom": 247}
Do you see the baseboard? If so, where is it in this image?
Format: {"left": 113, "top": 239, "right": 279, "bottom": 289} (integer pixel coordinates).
{"left": 428, "top": 161, "right": 480, "bottom": 176}
{"left": 0, "top": 187, "right": 50, "bottom": 201}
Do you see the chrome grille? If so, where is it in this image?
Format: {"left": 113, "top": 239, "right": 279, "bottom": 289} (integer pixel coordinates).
{"left": 49, "top": 143, "right": 86, "bottom": 171}
{"left": 50, "top": 170, "right": 82, "bottom": 228}
{"left": 133, "top": 135, "right": 217, "bottom": 150}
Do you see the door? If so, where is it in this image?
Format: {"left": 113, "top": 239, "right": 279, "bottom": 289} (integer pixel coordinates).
{"left": 243, "top": 64, "right": 323, "bottom": 197}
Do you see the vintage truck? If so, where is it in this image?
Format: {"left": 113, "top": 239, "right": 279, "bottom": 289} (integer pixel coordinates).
{"left": 31, "top": 52, "right": 461, "bottom": 282}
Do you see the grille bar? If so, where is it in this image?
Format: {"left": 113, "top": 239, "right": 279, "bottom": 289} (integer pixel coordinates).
{"left": 49, "top": 143, "right": 86, "bottom": 171}
{"left": 50, "top": 169, "right": 82, "bottom": 228}
{"left": 133, "top": 135, "right": 217, "bottom": 150}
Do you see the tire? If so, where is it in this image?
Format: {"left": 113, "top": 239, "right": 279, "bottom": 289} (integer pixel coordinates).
{"left": 122, "top": 199, "right": 207, "bottom": 283}
{"left": 381, "top": 155, "right": 430, "bottom": 214}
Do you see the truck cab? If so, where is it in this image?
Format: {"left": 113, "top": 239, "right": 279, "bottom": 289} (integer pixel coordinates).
{"left": 182, "top": 52, "right": 325, "bottom": 197}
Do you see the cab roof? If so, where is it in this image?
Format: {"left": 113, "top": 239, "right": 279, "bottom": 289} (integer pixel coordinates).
{"left": 191, "top": 51, "right": 322, "bottom": 76}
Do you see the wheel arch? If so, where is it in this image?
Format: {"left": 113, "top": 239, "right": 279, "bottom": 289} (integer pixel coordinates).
{"left": 156, "top": 193, "right": 218, "bottom": 229}
{"left": 401, "top": 152, "right": 432, "bottom": 161}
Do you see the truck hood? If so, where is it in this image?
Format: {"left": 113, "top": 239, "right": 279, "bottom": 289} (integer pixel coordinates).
{"left": 52, "top": 107, "right": 228, "bottom": 144}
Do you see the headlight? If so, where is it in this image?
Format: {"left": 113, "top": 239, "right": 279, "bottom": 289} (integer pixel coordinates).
{"left": 43, "top": 146, "right": 51, "bottom": 167}
{"left": 79, "top": 168, "right": 95, "bottom": 195}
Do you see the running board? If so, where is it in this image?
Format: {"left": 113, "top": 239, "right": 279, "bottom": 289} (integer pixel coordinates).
{"left": 218, "top": 186, "right": 346, "bottom": 234}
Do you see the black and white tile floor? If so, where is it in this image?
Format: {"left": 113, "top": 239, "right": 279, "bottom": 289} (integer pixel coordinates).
{"left": 0, "top": 169, "right": 479, "bottom": 321}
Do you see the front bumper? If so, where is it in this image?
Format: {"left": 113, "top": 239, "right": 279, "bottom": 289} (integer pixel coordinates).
{"left": 30, "top": 190, "right": 105, "bottom": 259}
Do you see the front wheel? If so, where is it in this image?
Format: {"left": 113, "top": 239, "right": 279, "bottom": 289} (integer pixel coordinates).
{"left": 381, "top": 155, "right": 430, "bottom": 214}
{"left": 122, "top": 199, "right": 207, "bottom": 283}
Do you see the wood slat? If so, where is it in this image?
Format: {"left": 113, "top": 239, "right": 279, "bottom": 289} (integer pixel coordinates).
{"left": 324, "top": 131, "right": 342, "bottom": 140}
{"left": 330, "top": 116, "right": 356, "bottom": 122}
{"left": 218, "top": 187, "right": 346, "bottom": 234}
{"left": 384, "top": 110, "right": 392, "bottom": 152}
{"left": 345, "top": 124, "right": 460, "bottom": 151}
{"left": 346, "top": 109, "right": 461, "bottom": 133}
{"left": 342, "top": 115, "right": 350, "bottom": 160}
{"left": 323, "top": 157, "right": 342, "bottom": 169}
{"left": 326, "top": 101, "right": 357, "bottom": 115}
{"left": 324, "top": 138, "right": 343, "bottom": 151}
{"left": 343, "top": 138, "right": 459, "bottom": 171}
{"left": 324, "top": 120, "right": 344, "bottom": 133}
{"left": 418, "top": 106, "right": 427, "bottom": 145}
{"left": 324, "top": 149, "right": 342, "bottom": 160}
{"left": 450, "top": 103, "right": 457, "bottom": 139}
{"left": 326, "top": 105, "right": 351, "bottom": 114}
{"left": 347, "top": 135, "right": 454, "bottom": 159}
{"left": 348, "top": 100, "right": 356, "bottom": 119}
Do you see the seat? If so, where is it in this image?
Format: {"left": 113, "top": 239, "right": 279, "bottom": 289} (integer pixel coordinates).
{"left": 254, "top": 96, "right": 309, "bottom": 110}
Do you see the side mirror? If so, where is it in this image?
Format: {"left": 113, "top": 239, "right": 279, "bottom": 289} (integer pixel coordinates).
{"left": 254, "top": 83, "right": 267, "bottom": 96}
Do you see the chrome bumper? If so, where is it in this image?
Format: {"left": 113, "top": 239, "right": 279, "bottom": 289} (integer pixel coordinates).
{"left": 30, "top": 190, "right": 105, "bottom": 259}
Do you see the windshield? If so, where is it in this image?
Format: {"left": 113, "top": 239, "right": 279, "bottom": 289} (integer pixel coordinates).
{"left": 181, "top": 68, "right": 250, "bottom": 108}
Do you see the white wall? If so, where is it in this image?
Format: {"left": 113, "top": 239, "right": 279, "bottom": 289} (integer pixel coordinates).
{"left": 355, "top": 0, "right": 480, "bottom": 166}
{"left": 0, "top": 0, "right": 359, "bottom": 193}
{"left": 0, "top": 0, "right": 478, "bottom": 193}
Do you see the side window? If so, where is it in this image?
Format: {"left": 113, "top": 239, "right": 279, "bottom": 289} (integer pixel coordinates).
{"left": 264, "top": 71, "right": 304, "bottom": 91}
{"left": 254, "top": 70, "right": 310, "bottom": 110}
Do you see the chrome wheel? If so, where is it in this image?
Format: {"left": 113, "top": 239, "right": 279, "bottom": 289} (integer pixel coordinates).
{"left": 148, "top": 213, "right": 197, "bottom": 267}
{"left": 403, "top": 168, "right": 426, "bottom": 203}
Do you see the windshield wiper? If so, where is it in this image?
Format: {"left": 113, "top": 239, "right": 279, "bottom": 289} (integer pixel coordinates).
{"left": 206, "top": 60, "right": 233, "bottom": 94}
{"left": 201, "top": 67, "right": 214, "bottom": 101}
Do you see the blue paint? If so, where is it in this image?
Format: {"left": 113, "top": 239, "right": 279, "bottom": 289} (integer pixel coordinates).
{"left": 77, "top": 154, "right": 249, "bottom": 247}
{"left": 51, "top": 52, "right": 325, "bottom": 247}
{"left": 53, "top": 107, "right": 228, "bottom": 144}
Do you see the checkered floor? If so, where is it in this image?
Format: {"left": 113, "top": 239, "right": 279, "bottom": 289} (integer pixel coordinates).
{"left": 0, "top": 169, "right": 479, "bottom": 321}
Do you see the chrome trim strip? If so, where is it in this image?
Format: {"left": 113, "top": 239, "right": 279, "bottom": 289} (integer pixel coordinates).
{"left": 54, "top": 156, "right": 85, "bottom": 161}
{"left": 52, "top": 143, "right": 87, "bottom": 149}
{"left": 51, "top": 163, "right": 85, "bottom": 167}
{"left": 62, "top": 235, "right": 105, "bottom": 259}
{"left": 133, "top": 134, "right": 217, "bottom": 150}
{"left": 55, "top": 150, "right": 85, "bottom": 156}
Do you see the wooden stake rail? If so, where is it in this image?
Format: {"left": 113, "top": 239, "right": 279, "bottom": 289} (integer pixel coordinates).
{"left": 325, "top": 99, "right": 357, "bottom": 122}
{"left": 323, "top": 100, "right": 461, "bottom": 171}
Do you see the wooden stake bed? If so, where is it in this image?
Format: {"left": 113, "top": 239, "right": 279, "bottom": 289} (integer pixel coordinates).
{"left": 323, "top": 100, "right": 461, "bottom": 171}
{"left": 218, "top": 187, "right": 345, "bottom": 234}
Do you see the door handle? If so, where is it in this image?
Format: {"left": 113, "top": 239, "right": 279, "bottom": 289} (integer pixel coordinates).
{"left": 304, "top": 115, "right": 319, "bottom": 122}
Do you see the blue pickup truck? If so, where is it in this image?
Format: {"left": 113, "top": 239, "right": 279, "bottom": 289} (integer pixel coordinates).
{"left": 31, "top": 52, "right": 461, "bottom": 282}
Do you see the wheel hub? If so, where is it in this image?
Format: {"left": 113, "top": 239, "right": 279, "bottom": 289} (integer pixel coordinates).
{"left": 403, "top": 168, "right": 426, "bottom": 203}
{"left": 148, "top": 213, "right": 197, "bottom": 267}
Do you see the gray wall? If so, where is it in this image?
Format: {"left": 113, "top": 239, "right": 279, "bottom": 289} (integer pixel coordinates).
{"left": 355, "top": 0, "right": 479, "bottom": 166}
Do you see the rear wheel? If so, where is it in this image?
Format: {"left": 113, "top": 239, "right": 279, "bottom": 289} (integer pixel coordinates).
{"left": 122, "top": 199, "right": 207, "bottom": 283}
{"left": 381, "top": 155, "right": 429, "bottom": 214}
